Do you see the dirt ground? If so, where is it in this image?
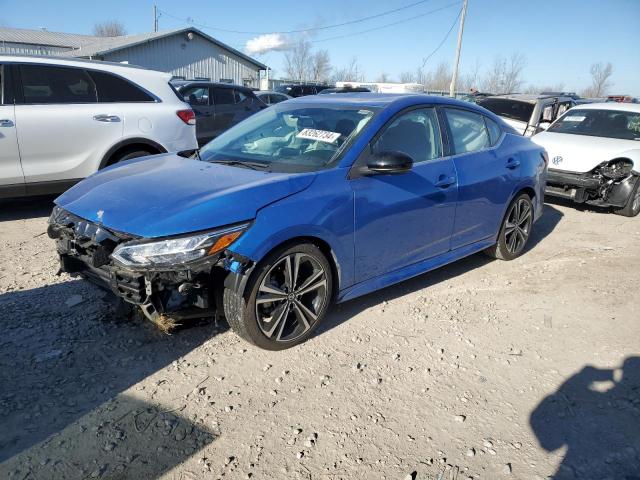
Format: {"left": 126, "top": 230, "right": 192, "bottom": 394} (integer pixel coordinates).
{"left": 0, "top": 196, "right": 638, "bottom": 480}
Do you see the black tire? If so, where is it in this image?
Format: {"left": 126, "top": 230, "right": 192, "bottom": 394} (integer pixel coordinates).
{"left": 107, "top": 149, "right": 153, "bottom": 167}
{"left": 485, "top": 193, "right": 534, "bottom": 260}
{"left": 223, "top": 242, "right": 333, "bottom": 350}
{"left": 614, "top": 175, "right": 640, "bottom": 217}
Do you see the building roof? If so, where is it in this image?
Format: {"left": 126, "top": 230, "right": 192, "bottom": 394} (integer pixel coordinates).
{"left": 0, "top": 26, "right": 267, "bottom": 70}
{"left": 0, "top": 26, "right": 95, "bottom": 48}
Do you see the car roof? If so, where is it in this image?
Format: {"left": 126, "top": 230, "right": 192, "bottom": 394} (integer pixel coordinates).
{"left": 172, "top": 80, "right": 250, "bottom": 90}
{"left": 286, "top": 92, "right": 492, "bottom": 111}
{"left": 0, "top": 53, "right": 165, "bottom": 75}
{"left": 570, "top": 102, "right": 640, "bottom": 113}
{"left": 485, "top": 93, "right": 573, "bottom": 103}
{"left": 255, "top": 90, "right": 288, "bottom": 95}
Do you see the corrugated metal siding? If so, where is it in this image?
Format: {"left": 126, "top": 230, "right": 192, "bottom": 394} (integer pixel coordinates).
{"left": 0, "top": 42, "right": 73, "bottom": 56}
{"left": 102, "top": 34, "right": 261, "bottom": 87}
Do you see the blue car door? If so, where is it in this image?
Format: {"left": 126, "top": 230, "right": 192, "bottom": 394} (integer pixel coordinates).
{"left": 441, "top": 108, "right": 522, "bottom": 249}
{"left": 350, "top": 107, "right": 458, "bottom": 284}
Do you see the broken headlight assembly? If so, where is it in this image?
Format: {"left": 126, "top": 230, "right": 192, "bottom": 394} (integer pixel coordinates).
{"left": 600, "top": 159, "right": 634, "bottom": 180}
{"left": 111, "top": 223, "right": 249, "bottom": 268}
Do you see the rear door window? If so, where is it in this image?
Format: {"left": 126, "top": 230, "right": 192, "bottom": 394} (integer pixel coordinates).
{"left": 213, "top": 87, "right": 235, "bottom": 105}
{"left": 181, "top": 86, "right": 210, "bottom": 106}
{"left": 444, "top": 108, "right": 491, "bottom": 154}
{"left": 19, "top": 65, "right": 97, "bottom": 104}
{"left": 88, "top": 70, "right": 154, "bottom": 102}
{"left": 234, "top": 90, "right": 248, "bottom": 103}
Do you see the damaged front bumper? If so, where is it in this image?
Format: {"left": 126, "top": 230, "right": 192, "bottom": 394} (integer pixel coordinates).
{"left": 545, "top": 166, "right": 638, "bottom": 208}
{"left": 47, "top": 208, "right": 254, "bottom": 323}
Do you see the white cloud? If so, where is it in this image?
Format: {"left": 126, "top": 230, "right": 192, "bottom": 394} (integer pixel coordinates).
{"left": 245, "top": 33, "right": 292, "bottom": 55}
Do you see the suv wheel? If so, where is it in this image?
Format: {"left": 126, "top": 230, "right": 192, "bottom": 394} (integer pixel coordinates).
{"left": 107, "top": 148, "right": 154, "bottom": 167}
{"left": 485, "top": 193, "right": 534, "bottom": 260}
{"left": 223, "top": 243, "right": 332, "bottom": 350}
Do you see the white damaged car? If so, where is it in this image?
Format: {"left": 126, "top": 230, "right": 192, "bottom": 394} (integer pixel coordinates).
{"left": 532, "top": 103, "right": 640, "bottom": 217}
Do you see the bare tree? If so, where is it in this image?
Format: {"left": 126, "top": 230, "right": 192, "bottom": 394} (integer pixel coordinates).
{"left": 332, "top": 57, "right": 365, "bottom": 83}
{"left": 310, "top": 50, "right": 331, "bottom": 83}
{"left": 425, "top": 62, "right": 451, "bottom": 91}
{"left": 400, "top": 71, "right": 416, "bottom": 83}
{"left": 581, "top": 62, "right": 613, "bottom": 98}
{"left": 284, "top": 39, "right": 313, "bottom": 81}
{"left": 93, "top": 20, "right": 126, "bottom": 37}
{"left": 376, "top": 72, "right": 392, "bottom": 83}
{"left": 481, "top": 53, "right": 526, "bottom": 94}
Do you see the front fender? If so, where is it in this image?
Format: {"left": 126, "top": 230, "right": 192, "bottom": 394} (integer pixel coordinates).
{"left": 227, "top": 168, "right": 355, "bottom": 290}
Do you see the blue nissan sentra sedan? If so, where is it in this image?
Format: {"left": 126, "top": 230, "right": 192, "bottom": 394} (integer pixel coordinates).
{"left": 48, "top": 93, "right": 547, "bottom": 350}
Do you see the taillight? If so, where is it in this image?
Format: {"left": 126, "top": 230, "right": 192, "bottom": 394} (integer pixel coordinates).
{"left": 177, "top": 109, "right": 196, "bottom": 125}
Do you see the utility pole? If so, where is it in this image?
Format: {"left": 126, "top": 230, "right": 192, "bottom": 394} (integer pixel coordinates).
{"left": 153, "top": 4, "right": 158, "bottom": 32}
{"left": 449, "top": 0, "right": 468, "bottom": 98}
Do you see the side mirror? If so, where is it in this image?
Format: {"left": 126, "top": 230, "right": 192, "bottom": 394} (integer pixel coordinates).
{"left": 367, "top": 151, "right": 413, "bottom": 174}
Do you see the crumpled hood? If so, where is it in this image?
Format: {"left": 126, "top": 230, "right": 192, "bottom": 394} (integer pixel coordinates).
{"left": 532, "top": 132, "right": 640, "bottom": 173}
{"left": 56, "top": 154, "right": 316, "bottom": 238}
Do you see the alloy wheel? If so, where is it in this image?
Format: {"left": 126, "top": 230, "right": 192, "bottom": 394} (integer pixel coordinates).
{"left": 255, "top": 253, "right": 328, "bottom": 343}
{"left": 504, "top": 198, "right": 532, "bottom": 255}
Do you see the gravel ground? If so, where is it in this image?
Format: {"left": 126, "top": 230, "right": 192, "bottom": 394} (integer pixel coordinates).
{"left": 0, "top": 196, "right": 639, "bottom": 480}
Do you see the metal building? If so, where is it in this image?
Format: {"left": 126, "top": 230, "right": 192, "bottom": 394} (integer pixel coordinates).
{"left": 0, "top": 26, "right": 267, "bottom": 87}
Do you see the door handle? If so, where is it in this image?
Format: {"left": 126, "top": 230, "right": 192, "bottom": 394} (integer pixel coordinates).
{"left": 0, "top": 119, "right": 14, "bottom": 127}
{"left": 506, "top": 158, "right": 521, "bottom": 169}
{"left": 435, "top": 176, "right": 456, "bottom": 188}
{"left": 93, "top": 114, "right": 121, "bottom": 123}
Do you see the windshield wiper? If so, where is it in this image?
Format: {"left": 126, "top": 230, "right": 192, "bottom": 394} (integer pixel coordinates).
{"left": 209, "top": 159, "right": 270, "bottom": 171}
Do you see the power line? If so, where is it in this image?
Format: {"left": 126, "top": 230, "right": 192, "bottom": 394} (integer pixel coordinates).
{"left": 420, "top": 6, "right": 462, "bottom": 68}
{"left": 310, "top": 1, "right": 461, "bottom": 44}
{"left": 157, "top": 0, "right": 436, "bottom": 35}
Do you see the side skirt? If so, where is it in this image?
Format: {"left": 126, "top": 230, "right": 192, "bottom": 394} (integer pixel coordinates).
{"left": 336, "top": 239, "right": 495, "bottom": 303}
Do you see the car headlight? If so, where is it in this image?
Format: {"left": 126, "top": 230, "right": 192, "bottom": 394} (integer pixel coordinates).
{"left": 600, "top": 159, "right": 634, "bottom": 180}
{"left": 111, "top": 223, "right": 249, "bottom": 267}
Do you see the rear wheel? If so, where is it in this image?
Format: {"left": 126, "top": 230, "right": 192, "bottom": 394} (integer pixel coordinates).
{"left": 107, "top": 148, "right": 154, "bottom": 167}
{"left": 614, "top": 175, "right": 640, "bottom": 217}
{"left": 223, "top": 243, "right": 332, "bottom": 350}
{"left": 485, "top": 193, "right": 534, "bottom": 260}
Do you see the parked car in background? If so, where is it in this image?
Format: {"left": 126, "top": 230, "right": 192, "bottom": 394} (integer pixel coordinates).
{"left": 532, "top": 103, "right": 640, "bottom": 217}
{"left": 318, "top": 87, "right": 371, "bottom": 94}
{"left": 274, "top": 84, "right": 330, "bottom": 97}
{"left": 254, "top": 90, "right": 291, "bottom": 105}
{"left": 478, "top": 94, "right": 576, "bottom": 136}
{"left": 606, "top": 95, "right": 639, "bottom": 104}
{"left": 174, "top": 81, "right": 266, "bottom": 145}
{"left": 0, "top": 55, "right": 197, "bottom": 199}
{"left": 49, "top": 93, "right": 546, "bottom": 349}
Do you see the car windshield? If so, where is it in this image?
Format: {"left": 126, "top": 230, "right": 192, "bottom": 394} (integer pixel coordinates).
{"left": 199, "top": 104, "right": 377, "bottom": 172}
{"left": 478, "top": 98, "right": 534, "bottom": 124}
{"left": 547, "top": 109, "right": 640, "bottom": 140}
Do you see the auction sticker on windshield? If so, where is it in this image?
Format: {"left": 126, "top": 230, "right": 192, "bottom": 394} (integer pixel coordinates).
{"left": 296, "top": 128, "right": 341, "bottom": 143}
{"left": 564, "top": 115, "right": 586, "bottom": 122}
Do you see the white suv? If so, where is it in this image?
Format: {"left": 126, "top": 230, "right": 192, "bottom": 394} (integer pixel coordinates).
{"left": 0, "top": 55, "right": 198, "bottom": 198}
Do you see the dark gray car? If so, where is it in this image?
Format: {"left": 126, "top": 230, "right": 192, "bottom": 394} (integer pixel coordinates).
{"left": 173, "top": 81, "right": 266, "bottom": 145}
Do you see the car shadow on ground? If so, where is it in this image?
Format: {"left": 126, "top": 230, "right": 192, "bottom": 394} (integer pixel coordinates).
{"left": 530, "top": 356, "right": 640, "bottom": 479}
{"left": 0, "top": 279, "right": 223, "bottom": 466}
{"left": 316, "top": 204, "right": 564, "bottom": 338}
{"left": 544, "top": 195, "right": 614, "bottom": 215}
{"left": 0, "top": 195, "right": 57, "bottom": 222}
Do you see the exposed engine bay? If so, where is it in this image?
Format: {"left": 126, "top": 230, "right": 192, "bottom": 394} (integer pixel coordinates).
{"left": 47, "top": 208, "right": 253, "bottom": 330}
{"left": 546, "top": 158, "right": 638, "bottom": 207}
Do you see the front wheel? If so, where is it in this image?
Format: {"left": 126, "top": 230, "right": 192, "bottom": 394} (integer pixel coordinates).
{"left": 223, "top": 243, "right": 333, "bottom": 350}
{"left": 614, "top": 175, "right": 640, "bottom": 217}
{"left": 485, "top": 193, "right": 534, "bottom": 260}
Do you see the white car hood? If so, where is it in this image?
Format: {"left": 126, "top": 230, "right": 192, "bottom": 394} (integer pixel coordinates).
{"left": 501, "top": 117, "right": 527, "bottom": 135}
{"left": 532, "top": 132, "right": 640, "bottom": 173}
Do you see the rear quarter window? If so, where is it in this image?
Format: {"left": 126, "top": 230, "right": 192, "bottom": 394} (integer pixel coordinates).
{"left": 88, "top": 70, "right": 154, "bottom": 102}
